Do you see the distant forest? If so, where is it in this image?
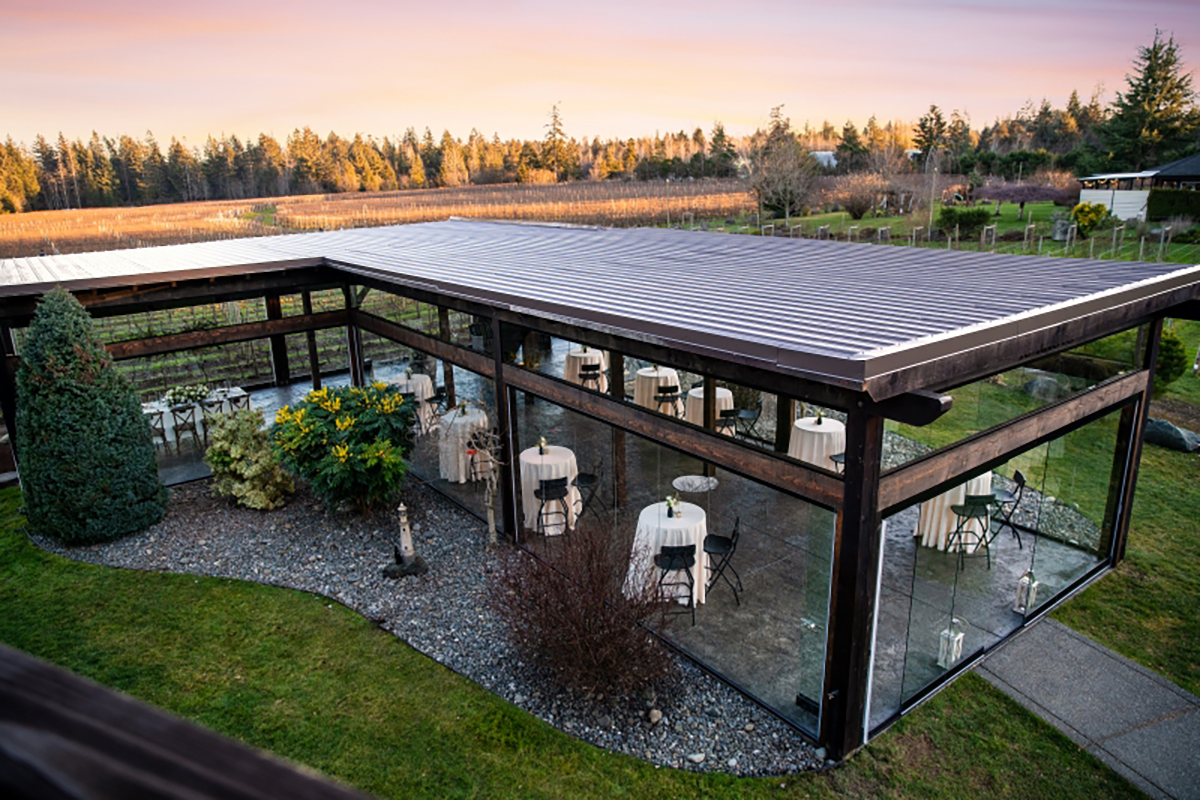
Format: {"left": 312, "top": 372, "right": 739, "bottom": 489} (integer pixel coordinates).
{"left": 0, "top": 78, "right": 1184, "bottom": 215}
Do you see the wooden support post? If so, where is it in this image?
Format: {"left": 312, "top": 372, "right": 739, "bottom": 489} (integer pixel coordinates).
{"left": 820, "top": 403, "right": 884, "bottom": 761}
{"left": 1111, "top": 318, "right": 1162, "bottom": 563}
{"left": 0, "top": 328, "right": 18, "bottom": 464}
{"left": 302, "top": 290, "right": 321, "bottom": 389}
{"left": 264, "top": 294, "right": 290, "bottom": 387}
{"left": 703, "top": 376, "right": 717, "bottom": 478}
{"left": 342, "top": 286, "right": 365, "bottom": 388}
{"left": 437, "top": 307, "right": 456, "bottom": 408}
{"left": 491, "top": 316, "right": 519, "bottom": 540}
{"left": 522, "top": 330, "right": 538, "bottom": 406}
{"left": 775, "top": 395, "right": 796, "bottom": 454}
{"left": 610, "top": 352, "right": 627, "bottom": 510}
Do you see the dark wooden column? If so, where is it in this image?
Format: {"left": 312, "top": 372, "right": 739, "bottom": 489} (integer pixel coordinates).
{"left": 703, "top": 376, "right": 717, "bottom": 477}
{"left": 610, "top": 352, "right": 627, "bottom": 510}
{"left": 301, "top": 290, "right": 321, "bottom": 389}
{"left": 775, "top": 395, "right": 796, "bottom": 454}
{"left": 264, "top": 294, "right": 290, "bottom": 387}
{"left": 437, "top": 307, "right": 456, "bottom": 407}
{"left": 820, "top": 402, "right": 885, "bottom": 761}
{"left": 491, "top": 316, "right": 519, "bottom": 540}
{"left": 1110, "top": 317, "right": 1163, "bottom": 563}
{"left": 0, "top": 327, "right": 19, "bottom": 463}
{"left": 342, "top": 286, "right": 365, "bottom": 388}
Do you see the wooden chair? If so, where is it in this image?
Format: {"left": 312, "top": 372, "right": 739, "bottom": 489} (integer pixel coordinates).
{"left": 199, "top": 397, "right": 225, "bottom": 445}
{"left": 144, "top": 409, "right": 168, "bottom": 452}
{"left": 170, "top": 405, "right": 200, "bottom": 451}
{"left": 226, "top": 392, "right": 251, "bottom": 412}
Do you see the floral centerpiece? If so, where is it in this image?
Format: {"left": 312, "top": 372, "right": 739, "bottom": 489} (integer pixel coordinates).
{"left": 665, "top": 492, "right": 680, "bottom": 518}
{"left": 272, "top": 382, "right": 416, "bottom": 513}
{"left": 165, "top": 383, "right": 209, "bottom": 407}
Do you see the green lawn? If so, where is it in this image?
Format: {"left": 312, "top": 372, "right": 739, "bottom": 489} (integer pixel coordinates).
{"left": 0, "top": 487, "right": 1140, "bottom": 800}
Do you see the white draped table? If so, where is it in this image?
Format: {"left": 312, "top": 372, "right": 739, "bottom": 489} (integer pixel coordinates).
{"left": 915, "top": 473, "right": 993, "bottom": 551}
{"left": 683, "top": 386, "right": 734, "bottom": 433}
{"left": 391, "top": 373, "right": 434, "bottom": 433}
{"left": 142, "top": 386, "right": 250, "bottom": 444}
{"left": 788, "top": 417, "right": 845, "bottom": 470}
{"left": 623, "top": 501, "right": 708, "bottom": 607}
{"left": 563, "top": 348, "right": 608, "bottom": 393}
{"left": 437, "top": 406, "right": 490, "bottom": 483}
{"left": 518, "top": 445, "right": 582, "bottom": 536}
{"left": 633, "top": 366, "right": 682, "bottom": 414}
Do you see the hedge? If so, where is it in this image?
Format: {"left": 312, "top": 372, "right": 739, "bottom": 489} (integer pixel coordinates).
{"left": 1147, "top": 188, "right": 1200, "bottom": 221}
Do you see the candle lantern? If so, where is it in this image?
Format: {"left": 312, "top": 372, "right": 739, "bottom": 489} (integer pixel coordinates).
{"left": 937, "top": 617, "right": 966, "bottom": 669}
{"left": 537, "top": 435, "right": 547, "bottom": 455}
{"left": 1013, "top": 570, "right": 1040, "bottom": 614}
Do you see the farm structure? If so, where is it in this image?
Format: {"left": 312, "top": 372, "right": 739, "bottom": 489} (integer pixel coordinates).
{"left": 1079, "top": 151, "right": 1200, "bottom": 221}
{"left": 1, "top": 219, "right": 1198, "bottom": 761}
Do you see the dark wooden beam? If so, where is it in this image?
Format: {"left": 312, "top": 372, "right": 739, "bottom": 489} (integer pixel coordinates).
{"left": 503, "top": 367, "right": 844, "bottom": 508}
{"left": 1166, "top": 300, "right": 1200, "bottom": 321}
{"left": 820, "top": 406, "right": 885, "bottom": 760}
{"left": 878, "top": 370, "right": 1149, "bottom": 515}
{"left": 302, "top": 290, "right": 321, "bottom": 390}
{"left": 0, "top": 330, "right": 18, "bottom": 463}
{"left": 0, "top": 643, "right": 374, "bottom": 800}
{"left": 437, "top": 307, "right": 456, "bottom": 408}
{"left": 610, "top": 352, "right": 627, "bottom": 510}
{"left": 775, "top": 396, "right": 795, "bottom": 454}
{"left": 103, "top": 310, "right": 347, "bottom": 361}
{"left": 703, "top": 376, "right": 716, "bottom": 478}
{"left": 1112, "top": 319, "right": 1163, "bottom": 562}
{"left": 342, "top": 286, "right": 365, "bottom": 388}
{"left": 352, "top": 311, "right": 495, "bottom": 379}
{"left": 492, "top": 316, "right": 519, "bottom": 540}
{"left": 264, "top": 294, "right": 290, "bottom": 387}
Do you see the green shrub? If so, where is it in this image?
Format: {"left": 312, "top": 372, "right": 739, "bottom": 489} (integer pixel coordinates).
{"left": 272, "top": 383, "right": 416, "bottom": 513}
{"left": 16, "top": 287, "right": 167, "bottom": 542}
{"left": 204, "top": 408, "right": 294, "bottom": 510}
{"left": 1071, "top": 202, "right": 1109, "bottom": 236}
{"left": 1147, "top": 188, "right": 1200, "bottom": 221}
{"left": 1154, "top": 329, "right": 1188, "bottom": 397}
{"left": 937, "top": 206, "right": 992, "bottom": 237}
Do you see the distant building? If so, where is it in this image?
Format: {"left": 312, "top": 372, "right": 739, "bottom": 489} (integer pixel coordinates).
{"left": 810, "top": 150, "right": 837, "bottom": 169}
{"left": 1079, "top": 153, "right": 1200, "bottom": 221}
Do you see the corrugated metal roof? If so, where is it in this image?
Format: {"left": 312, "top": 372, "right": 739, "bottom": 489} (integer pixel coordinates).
{"left": 2, "top": 219, "right": 1197, "bottom": 396}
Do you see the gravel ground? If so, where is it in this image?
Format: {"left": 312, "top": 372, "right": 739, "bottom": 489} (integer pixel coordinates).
{"left": 33, "top": 478, "right": 828, "bottom": 776}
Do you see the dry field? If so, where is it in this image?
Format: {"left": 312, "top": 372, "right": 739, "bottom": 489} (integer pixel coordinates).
{"left": 0, "top": 180, "right": 755, "bottom": 259}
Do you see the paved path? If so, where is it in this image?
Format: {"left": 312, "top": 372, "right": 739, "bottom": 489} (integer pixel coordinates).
{"left": 977, "top": 618, "right": 1200, "bottom": 800}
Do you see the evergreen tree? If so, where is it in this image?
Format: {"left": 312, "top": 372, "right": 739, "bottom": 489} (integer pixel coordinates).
{"left": 437, "top": 130, "right": 469, "bottom": 187}
{"left": 1102, "top": 30, "right": 1200, "bottom": 170}
{"left": 913, "top": 105, "right": 948, "bottom": 168}
{"left": 542, "top": 104, "right": 569, "bottom": 181}
{"left": 835, "top": 121, "right": 867, "bottom": 172}
{"left": 708, "top": 121, "right": 737, "bottom": 177}
{"left": 0, "top": 139, "right": 40, "bottom": 213}
{"left": 16, "top": 287, "right": 167, "bottom": 542}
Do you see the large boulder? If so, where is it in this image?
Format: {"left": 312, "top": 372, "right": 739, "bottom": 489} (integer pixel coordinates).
{"left": 1144, "top": 418, "right": 1200, "bottom": 453}
{"left": 1024, "top": 375, "right": 1069, "bottom": 403}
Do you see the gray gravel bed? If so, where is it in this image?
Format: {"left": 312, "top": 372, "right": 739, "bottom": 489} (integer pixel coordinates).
{"left": 32, "top": 478, "right": 826, "bottom": 776}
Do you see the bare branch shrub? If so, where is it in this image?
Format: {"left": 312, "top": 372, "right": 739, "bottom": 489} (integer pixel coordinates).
{"left": 828, "top": 173, "right": 889, "bottom": 219}
{"left": 490, "top": 521, "right": 673, "bottom": 693}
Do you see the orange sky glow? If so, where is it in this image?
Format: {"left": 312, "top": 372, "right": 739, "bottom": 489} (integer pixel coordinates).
{"left": 3, "top": 0, "right": 1198, "bottom": 146}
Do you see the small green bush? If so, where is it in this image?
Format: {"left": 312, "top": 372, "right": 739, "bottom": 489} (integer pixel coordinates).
{"left": 1154, "top": 329, "right": 1188, "bottom": 397}
{"left": 272, "top": 383, "right": 416, "bottom": 513}
{"left": 1071, "top": 202, "right": 1109, "bottom": 236}
{"left": 204, "top": 408, "right": 294, "bottom": 510}
{"left": 16, "top": 287, "right": 167, "bottom": 542}
{"left": 937, "top": 206, "right": 992, "bottom": 237}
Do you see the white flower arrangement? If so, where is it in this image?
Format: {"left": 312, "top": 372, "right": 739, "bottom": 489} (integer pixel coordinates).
{"left": 165, "top": 383, "right": 209, "bottom": 406}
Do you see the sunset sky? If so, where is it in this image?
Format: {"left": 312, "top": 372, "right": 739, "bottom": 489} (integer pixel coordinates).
{"left": 3, "top": 0, "right": 1198, "bottom": 146}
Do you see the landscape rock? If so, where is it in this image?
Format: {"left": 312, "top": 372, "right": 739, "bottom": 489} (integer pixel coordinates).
{"left": 1144, "top": 418, "right": 1200, "bottom": 453}
{"left": 687, "top": 753, "right": 706, "bottom": 764}
{"left": 648, "top": 709, "right": 663, "bottom": 725}
{"left": 1023, "top": 375, "right": 1068, "bottom": 403}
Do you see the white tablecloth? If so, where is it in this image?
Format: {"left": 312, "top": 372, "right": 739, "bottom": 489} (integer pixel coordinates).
{"left": 563, "top": 348, "right": 608, "bottom": 393}
{"left": 142, "top": 386, "right": 249, "bottom": 444}
{"left": 789, "top": 417, "right": 845, "bottom": 469}
{"left": 683, "top": 386, "right": 734, "bottom": 432}
{"left": 623, "top": 501, "right": 708, "bottom": 607}
{"left": 633, "top": 367, "right": 683, "bottom": 414}
{"left": 392, "top": 373, "right": 434, "bottom": 433}
{"left": 438, "top": 406, "right": 490, "bottom": 483}
{"left": 519, "top": 445, "right": 582, "bottom": 536}
{"left": 915, "top": 473, "right": 994, "bottom": 551}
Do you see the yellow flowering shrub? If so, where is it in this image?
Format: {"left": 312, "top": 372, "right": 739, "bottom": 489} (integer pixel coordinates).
{"left": 272, "top": 383, "right": 416, "bottom": 513}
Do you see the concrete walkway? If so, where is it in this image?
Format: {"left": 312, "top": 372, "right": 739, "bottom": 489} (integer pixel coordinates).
{"left": 977, "top": 618, "right": 1200, "bottom": 800}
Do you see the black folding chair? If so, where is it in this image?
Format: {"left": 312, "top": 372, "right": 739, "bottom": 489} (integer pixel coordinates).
{"left": 653, "top": 384, "right": 683, "bottom": 418}
{"left": 829, "top": 452, "right": 845, "bottom": 474}
{"left": 992, "top": 470, "right": 1026, "bottom": 549}
{"left": 948, "top": 493, "right": 997, "bottom": 569}
{"left": 654, "top": 544, "right": 697, "bottom": 626}
{"left": 534, "top": 476, "right": 571, "bottom": 535}
{"left": 572, "top": 461, "right": 607, "bottom": 519}
{"left": 704, "top": 516, "right": 743, "bottom": 604}
{"left": 715, "top": 407, "right": 739, "bottom": 435}
{"left": 736, "top": 398, "right": 763, "bottom": 439}
{"left": 578, "top": 362, "right": 603, "bottom": 391}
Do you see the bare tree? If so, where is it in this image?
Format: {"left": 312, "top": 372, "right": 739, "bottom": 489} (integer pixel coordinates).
{"left": 746, "top": 106, "right": 822, "bottom": 226}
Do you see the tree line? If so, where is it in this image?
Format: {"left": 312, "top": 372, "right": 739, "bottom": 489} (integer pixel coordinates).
{"left": 2, "top": 32, "right": 1195, "bottom": 217}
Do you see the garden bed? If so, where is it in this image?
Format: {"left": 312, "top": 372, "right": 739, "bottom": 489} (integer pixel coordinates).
{"left": 31, "top": 478, "right": 825, "bottom": 775}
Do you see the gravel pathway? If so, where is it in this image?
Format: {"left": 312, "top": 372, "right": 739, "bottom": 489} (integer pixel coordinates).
{"left": 33, "top": 478, "right": 827, "bottom": 776}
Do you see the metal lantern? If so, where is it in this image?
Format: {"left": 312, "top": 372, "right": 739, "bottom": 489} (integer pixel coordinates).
{"left": 937, "top": 617, "right": 966, "bottom": 669}
{"left": 1013, "top": 570, "right": 1040, "bottom": 614}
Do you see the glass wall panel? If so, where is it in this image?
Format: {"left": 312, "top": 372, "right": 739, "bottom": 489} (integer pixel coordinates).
{"left": 509, "top": 387, "right": 835, "bottom": 736}
{"left": 868, "top": 405, "right": 1124, "bottom": 732}
{"left": 883, "top": 326, "right": 1144, "bottom": 470}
